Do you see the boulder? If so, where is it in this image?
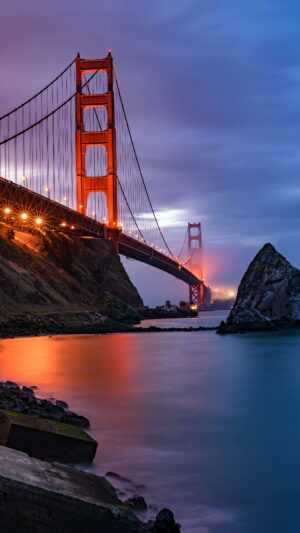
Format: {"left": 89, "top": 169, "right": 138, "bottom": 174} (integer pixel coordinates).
{"left": 150, "top": 509, "right": 181, "bottom": 532}
{"left": 56, "top": 399, "right": 69, "bottom": 409}
{"left": 1, "top": 381, "right": 20, "bottom": 391}
{"left": 62, "top": 410, "right": 90, "bottom": 428}
{"left": 125, "top": 495, "right": 148, "bottom": 511}
{"left": 218, "top": 243, "right": 300, "bottom": 333}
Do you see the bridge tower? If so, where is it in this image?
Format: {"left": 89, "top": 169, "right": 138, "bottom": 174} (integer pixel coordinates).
{"left": 187, "top": 222, "right": 204, "bottom": 309}
{"left": 75, "top": 52, "right": 118, "bottom": 227}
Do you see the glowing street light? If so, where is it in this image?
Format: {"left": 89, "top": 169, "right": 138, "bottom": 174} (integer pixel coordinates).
{"left": 3, "top": 207, "right": 11, "bottom": 215}
{"left": 60, "top": 222, "right": 67, "bottom": 228}
{"left": 35, "top": 217, "right": 43, "bottom": 226}
{"left": 20, "top": 212, "right": 28, "bottom": 221}
{"left": 227, "top": 289, "right": 236, "bottom": 299}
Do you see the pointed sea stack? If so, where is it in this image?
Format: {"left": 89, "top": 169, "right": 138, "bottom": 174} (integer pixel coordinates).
{"left": 218, "top": 243, "right": 300, "bottom": 333}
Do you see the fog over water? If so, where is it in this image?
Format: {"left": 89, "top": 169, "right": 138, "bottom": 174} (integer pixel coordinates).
{"left": 0, "top": 312, "right": 299, "bottom": 532}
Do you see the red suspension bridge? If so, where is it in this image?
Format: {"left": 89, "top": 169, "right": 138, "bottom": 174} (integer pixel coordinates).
{"left": 0, "top": 52, "right": 205, "bottom": 308}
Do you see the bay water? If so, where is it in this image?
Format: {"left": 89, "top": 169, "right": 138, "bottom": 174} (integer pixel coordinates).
{"left": 0, "top": 311, "right": 299, "bottom": 532}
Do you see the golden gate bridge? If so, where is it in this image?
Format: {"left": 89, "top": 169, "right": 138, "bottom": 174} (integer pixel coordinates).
{"left": 0, "top": 52, "right": 205, "bottom": 308}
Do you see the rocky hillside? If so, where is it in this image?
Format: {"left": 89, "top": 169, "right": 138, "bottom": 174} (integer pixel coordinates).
{"left": 218, "top": 243, "right": 300, "bottom": 333}
{"left": 0, "top": 222, "right": 143, "bottom": 337}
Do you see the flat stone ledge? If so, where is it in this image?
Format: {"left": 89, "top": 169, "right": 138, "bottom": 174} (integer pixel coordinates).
{"left": 0, "top": 446, "right": 145, "bottom": 533}
{"left": 0, "top": 410, "right": 97, "bottom": 463}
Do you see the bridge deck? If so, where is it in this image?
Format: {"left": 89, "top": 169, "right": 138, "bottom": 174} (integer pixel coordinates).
{"left": 0, "top": 177, "right": 201, "bottom": 287}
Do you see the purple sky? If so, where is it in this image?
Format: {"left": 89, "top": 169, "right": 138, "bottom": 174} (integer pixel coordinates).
{"left": 1, "top": 1, "right": 300, "bottom": 305}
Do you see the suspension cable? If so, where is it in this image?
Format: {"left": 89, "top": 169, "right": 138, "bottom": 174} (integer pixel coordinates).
{"left": 0, "top": 69, "right": 99, "bottom": 147}
{"left": 0, "top": 57, "right": 76, "bottom": 122}
{"left": 115, "top": 75, "right": 175, "bottom": 259}
{"left": 177, "top": 228, "right": 188, "bottom": 260}
{"left": 117, "top": 175, "right": 147, "bottom": 242}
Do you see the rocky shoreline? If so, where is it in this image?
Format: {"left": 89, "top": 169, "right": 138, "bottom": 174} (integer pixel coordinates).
{"left": 217, "top": 318, "right": 300, "bottom": 334}
{"left": 0, "top": 381, "right": 181, "bottom": 532}
{"left": 0, "top": 380, "right": 89, "bottom": 428}
{"left": 141, "top": 307, "right": 197, "bottom": 320}
{"left": 0, "top": 310, "right": 134, "bottom": 339}
{"left": 0, "top": 310, "right": 216, "bottom": 340}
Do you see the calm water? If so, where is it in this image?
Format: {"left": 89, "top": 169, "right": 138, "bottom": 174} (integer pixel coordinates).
{"left": 0, "top": 311, "right": 300, "bottom": 532}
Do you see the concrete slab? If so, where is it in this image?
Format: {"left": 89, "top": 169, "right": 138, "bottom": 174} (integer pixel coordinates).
{"left": 0, "top": 446, "right": 144, "bottom": 532}
{"left": 0, "top": 411, "right": 97, "bottom": 463}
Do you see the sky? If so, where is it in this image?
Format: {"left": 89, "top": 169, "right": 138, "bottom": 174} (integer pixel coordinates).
{"left": 1, "top": 0, "right": 300, "bottom": 305}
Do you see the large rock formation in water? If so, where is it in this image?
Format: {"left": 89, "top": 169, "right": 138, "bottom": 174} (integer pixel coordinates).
{"left": 0, "top": 222, "right": 143, "bottom": 336}
{"left": 218, "top": 243, "right": 300, "bottom": 333}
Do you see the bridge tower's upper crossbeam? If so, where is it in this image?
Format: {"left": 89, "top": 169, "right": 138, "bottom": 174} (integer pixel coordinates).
{"left": 75, "top": 53, "right": 118, "bottom": 227}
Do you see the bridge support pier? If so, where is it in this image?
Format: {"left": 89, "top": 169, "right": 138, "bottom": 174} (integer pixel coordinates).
{"left": 75, "top": 52, "right": 118, "bottom": 227}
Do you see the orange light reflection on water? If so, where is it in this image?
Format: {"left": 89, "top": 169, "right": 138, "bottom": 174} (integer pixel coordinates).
{"left": 0, "top": 334, "right": 137, "bottom": 399}
{"left": 0, "top": 334, "right": 141, "bottom": 455}
{"left": 0, "top": 336, "right": 55, "bottom": 387}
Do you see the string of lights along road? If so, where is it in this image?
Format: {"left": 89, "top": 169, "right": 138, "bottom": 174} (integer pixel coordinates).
{"left": 0, "top": 52, "right": 204, "bottom": 307}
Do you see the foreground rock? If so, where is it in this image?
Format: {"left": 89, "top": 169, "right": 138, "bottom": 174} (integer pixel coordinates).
{"left": 150, "top": 509, "right": 180, "bottom": 533}
{"left": 0, "top": 446, "right": 180, "bottom": 533}
{"left": 0, "top": 381, "right": 89, "bottom": 428}
{"left": 124, "top": 495, "right": 148, "bottom": 511}
{"left": 218, "top": 243, "right": 300, "bottom": 333}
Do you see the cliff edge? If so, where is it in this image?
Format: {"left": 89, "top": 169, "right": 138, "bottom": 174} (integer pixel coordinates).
{"left": 218, "top": 243, "right": 300, "bottom": 333}
{"left": 0, "top": 222, "right": 143, "bottom": 337}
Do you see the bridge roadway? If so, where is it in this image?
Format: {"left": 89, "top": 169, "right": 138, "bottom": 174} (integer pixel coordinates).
{"left": 0, "top": 176, "right": 201, "bottom": 287}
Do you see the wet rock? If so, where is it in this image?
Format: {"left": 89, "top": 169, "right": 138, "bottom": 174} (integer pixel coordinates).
{"left": 0, "top": 382, "right": 90, "bottom": 428}
{"left": 22, "top": 386, "right": 34, "bottom": 395}
{"left": 40, "top": 406, "right": 64, "bottom": 422}
{"left": 125, "top": 495, "right": 148, "bottom": 511}
{"left": 105, "top": 471, "right": 132, "bottom": 483}
{"left": 20, "top": 387, "right": 35, "bottom": 404}
{"left": 56, "top": 399, "right": 69, "bottom": 409}
{"left": 62, "top": 411, "right": 90, "bottom": 429}
{"left": 1, "top": 381, "right": 20, "bottom": 391}
{"left": 0, "top": 446, "right": 138, "bottom": 532}
{"left": 150, "top": 509, "right": 181, "bottom": 532}
{"left": 0, "top": 447, "right": 180, "bottom": 533}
